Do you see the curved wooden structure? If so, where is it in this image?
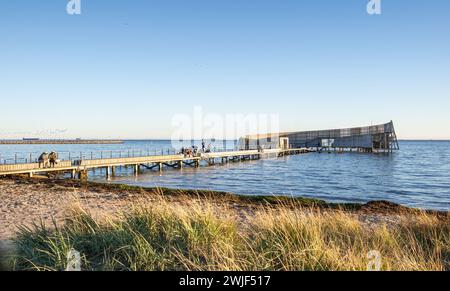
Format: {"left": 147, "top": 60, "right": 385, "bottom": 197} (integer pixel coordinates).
{"left": 240, "top": 121, "right": 399, "bottom": 154}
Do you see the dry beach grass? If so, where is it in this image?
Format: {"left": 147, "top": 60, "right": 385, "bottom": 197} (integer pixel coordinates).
{"left": 0, "top": 177, "right": 449, "bottom": 271}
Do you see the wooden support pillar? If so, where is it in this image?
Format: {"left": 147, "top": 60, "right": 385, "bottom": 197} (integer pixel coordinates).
{"left": 111, "top": 166, "right": 116, "bottom": 176}
{"left": 71, "top": 169, "right": 76, "bottom": 179}
{"left": 134, "top": 164, "right": 140, "bottom": 175}
{"left": 159, "top": 163, "right": 163, "bottom": 172}
{"left": 179, "top": 161, "right": 183, "bottom": 169}
{"left": 29, "top": 172, "right": 34, "bottom": 178}
{"left": 106, "top": 167, "right": 111, "bottom": 179}
{"left": 384, "top": 134, "right": 388, "bottom": 154}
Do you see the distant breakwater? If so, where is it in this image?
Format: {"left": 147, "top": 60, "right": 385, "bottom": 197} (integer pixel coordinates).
{"left": 0, "top": 140, "right": 124, "bottom": 145}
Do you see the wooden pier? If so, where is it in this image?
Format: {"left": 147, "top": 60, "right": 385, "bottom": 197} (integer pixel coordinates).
{"left": 0, "top": 148, "right": 309, "bottom": 180}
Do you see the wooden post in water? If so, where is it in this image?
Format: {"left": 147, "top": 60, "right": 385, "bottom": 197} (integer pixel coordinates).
{"left": 384, "top": 134, "right": 388, "bottom": 154}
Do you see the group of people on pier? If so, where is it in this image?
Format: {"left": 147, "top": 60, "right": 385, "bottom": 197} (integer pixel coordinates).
{"left": 180, "top": 140, "right": 212, "bottom": 158}
{"left": 37, "top": 152, "right": 59, "bottom": 168}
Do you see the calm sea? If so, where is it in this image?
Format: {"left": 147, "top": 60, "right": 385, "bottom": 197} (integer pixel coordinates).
{"left": 1, "top": 140, "right": 449, "bottom": 211}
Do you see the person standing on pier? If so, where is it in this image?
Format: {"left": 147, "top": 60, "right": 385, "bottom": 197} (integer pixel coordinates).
{"left": 49, "top": 152, "right": 59, "bottom": 168}
{"left": 38, "top": 152, "right": 49, "bottom": 168}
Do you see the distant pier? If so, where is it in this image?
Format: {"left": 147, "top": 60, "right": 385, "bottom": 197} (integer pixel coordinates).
{"left": 0, "top": 140, "right": 124, "bottom": 145}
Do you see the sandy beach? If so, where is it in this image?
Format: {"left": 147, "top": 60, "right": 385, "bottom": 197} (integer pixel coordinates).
{"left": 1, "top": 177, "right": 448, "bottom": 242}
{"left": 0, "top": 178, "right": 136, "bottom": 240}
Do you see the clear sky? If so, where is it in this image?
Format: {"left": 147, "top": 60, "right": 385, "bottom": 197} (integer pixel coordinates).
{"left": 1, "top": 1, "right": 449, "bottom": 139}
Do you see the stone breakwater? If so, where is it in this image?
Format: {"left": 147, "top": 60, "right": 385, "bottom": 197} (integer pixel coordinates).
{"left": 0, "top": 140, "right": 123, "bottom": 145}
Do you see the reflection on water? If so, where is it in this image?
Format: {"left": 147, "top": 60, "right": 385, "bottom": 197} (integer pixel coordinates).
{"left": 2, "top": 141, "right": 450, "bottom": 211}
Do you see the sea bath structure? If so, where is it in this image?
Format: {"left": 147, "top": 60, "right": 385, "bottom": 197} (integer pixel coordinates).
{"left": 240, "top": 121, "right": 399, "bottom": 154}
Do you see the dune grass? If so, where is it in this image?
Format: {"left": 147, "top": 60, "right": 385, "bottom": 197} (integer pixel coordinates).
{"left": 12, "top": 194, "right": 450, "bottom": 271}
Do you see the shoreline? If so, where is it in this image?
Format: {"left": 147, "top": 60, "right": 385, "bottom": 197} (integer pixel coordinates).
{"left": 5, "top": 176, "right": 450, "bottom": 213}
{"left": 0, "top": 176, "right": 448, "bottom": 240}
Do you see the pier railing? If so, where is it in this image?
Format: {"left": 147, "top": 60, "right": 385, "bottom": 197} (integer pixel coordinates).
{"left": 0, "top": 147, "right": 237, "bottom": 165}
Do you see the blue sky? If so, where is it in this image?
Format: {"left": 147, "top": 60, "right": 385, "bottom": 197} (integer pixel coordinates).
{"left": 1, "top": 0, "right": 449, "bottom": 139}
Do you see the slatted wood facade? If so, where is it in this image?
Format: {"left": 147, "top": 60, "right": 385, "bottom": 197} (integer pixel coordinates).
{"left": 240, "top": 121, "right": 399, "bottom": 153}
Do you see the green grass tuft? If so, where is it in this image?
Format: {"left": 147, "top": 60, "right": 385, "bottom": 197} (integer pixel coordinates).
{"left": 12, "top": 196, "right": 450, "bottom": 271}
